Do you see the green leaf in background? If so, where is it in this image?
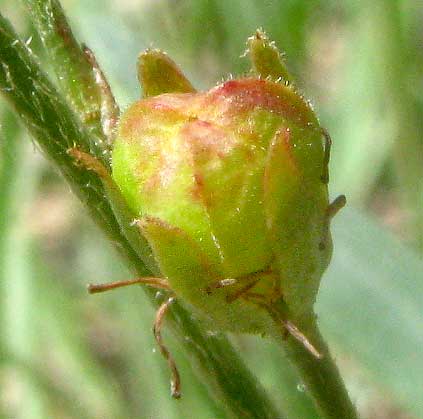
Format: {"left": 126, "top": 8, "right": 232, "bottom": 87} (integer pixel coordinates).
{"left": 319, "top": 207, "right": 423, "bottom": 418}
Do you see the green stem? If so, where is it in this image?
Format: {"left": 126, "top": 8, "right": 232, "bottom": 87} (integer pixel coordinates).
{"left": 281, "top": 317, "right": 359, "bottom": 419}
{"left": 164, "top": 298, "right": 283, "bottom": 419}
{"left": 21, "top": 0, "right": 101, "bottom": 120}
{"left": 21, "top": 0, "right": 111, "bottom": 164}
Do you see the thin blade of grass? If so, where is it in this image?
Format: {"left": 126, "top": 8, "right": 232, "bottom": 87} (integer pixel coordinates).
{"left": 318, "top": 207, "right": 423, "bottom": 418}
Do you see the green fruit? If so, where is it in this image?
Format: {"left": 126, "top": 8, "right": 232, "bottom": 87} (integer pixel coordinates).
{"left": 111, "top": 34, "right": 337, "bottom": 335}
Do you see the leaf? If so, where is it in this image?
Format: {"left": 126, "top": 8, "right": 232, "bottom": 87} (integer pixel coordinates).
{"left": 318, "top": 207, "right": 423, "bottom": 418}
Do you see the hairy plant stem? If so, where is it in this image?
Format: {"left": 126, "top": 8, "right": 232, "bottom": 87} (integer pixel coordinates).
{"left": 277, "top": 314, "right": 359, "bottom": 419}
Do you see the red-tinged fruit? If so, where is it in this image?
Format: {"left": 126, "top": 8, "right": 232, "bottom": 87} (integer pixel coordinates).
{"left": 111, "top": 33, "right": 342, "bottom": 336}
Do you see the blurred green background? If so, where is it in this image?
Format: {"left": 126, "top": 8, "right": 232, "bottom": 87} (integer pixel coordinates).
{"left": 0, "top": 0, "right": 422, "bottom": 418}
